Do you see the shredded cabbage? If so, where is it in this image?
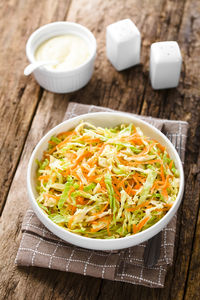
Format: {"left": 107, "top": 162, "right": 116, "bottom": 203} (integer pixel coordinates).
{"left": 36, "top": 122, "right": 180, "bottom": 239}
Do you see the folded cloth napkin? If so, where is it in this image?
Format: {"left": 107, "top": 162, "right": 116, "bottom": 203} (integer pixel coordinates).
{"left": 15, "top": 102, "right": 188, "bottom": 288}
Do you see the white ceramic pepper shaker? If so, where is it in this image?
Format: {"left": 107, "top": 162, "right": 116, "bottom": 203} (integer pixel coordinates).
{"left": 150, "top": 41, "right": 182, "bottom": 89}
{"left": 106, "top": 19, "right": 141, "bottom": 71}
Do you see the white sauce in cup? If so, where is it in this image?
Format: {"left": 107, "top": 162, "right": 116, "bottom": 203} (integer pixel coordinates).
{"left": 35, "top": 34, "right": 90, "bottom": 71}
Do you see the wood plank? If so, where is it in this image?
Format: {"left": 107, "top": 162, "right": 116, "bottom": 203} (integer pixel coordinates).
{"left": 0, "top": 0, "right": 200, "bottom": 299}
{"left": 0, "top": 0, "right": 72, "bottom": 214}
{"left": 183, "top": 150, "right": 200, "bottom": 300}
{"left": 159, "top": 0, "right": 200, "bottom": 299}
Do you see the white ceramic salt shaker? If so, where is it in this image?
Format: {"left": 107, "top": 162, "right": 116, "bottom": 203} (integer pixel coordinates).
{"left": 150, "top": 41, "right": 182, "bottom": 90}
{"left": 106, "top": 19, "right": 141, "bottom": 71}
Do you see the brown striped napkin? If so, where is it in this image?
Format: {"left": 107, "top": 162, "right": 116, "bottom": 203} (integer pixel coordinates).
{"left": 15, "top": 102, "right": 188, "bottom": 288}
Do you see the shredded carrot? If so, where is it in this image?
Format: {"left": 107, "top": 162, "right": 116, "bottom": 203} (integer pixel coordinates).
{"left": 160, "top": 163, "right": 165, "bottom": 182}
{"left": 72, "top": 151, "right": 91, "bottom": 169}
{"left": 161, "top": 174, "right": 170, "bottom": 189}
{"left": 150, "top": 182, "right": 157, "bottom": 194}
{"left": 155, "top": 142, "right": 166, "bottom": 152}
{"left": 61, "top": 169, "right": 71, "bottom": 178}
{"left": 47, "top": 133, "right": 75, "bottom": 155}
{"left": 154, "top": 208, "right": 166, "bottom": 212}
{"left": 57, "top": 130, "right": 73, "bottom": 139}
{"left": 99, "top": 203, "right": 109, "bottom": 214}
{"left": 88, "top": 175, "right": 98, "bottom": 182}
{"left": 99, "top": 180, "right": 106, "bottom": 189}
{"left": 132, "top": 174, "right": 140, "bottom": 185}
{"left": 133, "top": 224, "right": 138, "bottom": 234}
{"left": 117, "top": 178, "right": 126, "bottom": 189}
{"left": 90, "top": 224, "right": 106, "bottom": 232}
{"left": 146, "top": 205, "right": 154, "bottom": 209}
{"left": 46, "top": 146, "right": 57, "bottom": 155}
{"left": 68, "top": 186, "right": 75, "bottom": 200}
{"left": 107, "top": 221, "right": 111, "bottom": 236}
{"left": 76, "top": 197, "right": 85, "bottom": 205}
{"left": 44, "top": 194, "right": 60, "bottom": 200}
{"left": 127, "top": 201, "right": 150, "bottom": 212}
{"left": 91, "top": 217, "right": 106, "bottom": 225}
{"left": 79, "top": 137, "right": 101, "bottom": 144}
{"left": 129, "top": 137, "right": 144, "bottom": 145}
{"left": 68, "top": 215, "right": 75, "bottom": 228}
{"left": 162, "top": 188, "right": 168, "bottom": 199}
{"left": 68, "top": 205, "right": 76, "bottom": 214}
{"left": 38, "top": 175, "right": 50, "bottom": 181}
{"left": 127, "top": 146, "right": 147, "bottom": 159}
{"left": 137, "top": 176, "right": 146, "bottom": 184}
{"left": 137, "top": 216, "right": 149, "bottom": 232}
{"left": 125, "top": 184, "right": 132, "bottom": 195}
{"left": 48, "top": 140, "right": 56, "bottom": 146}
{"left": 164, "top": 203, "right": 173, "bottom": 209}
{"left": 169, "top": 160, "right": 173, "bottom": 169}
{"left": 112, "top": 184, "right": 121, "bottom": 200}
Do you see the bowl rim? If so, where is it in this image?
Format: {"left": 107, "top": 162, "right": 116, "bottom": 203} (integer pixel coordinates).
{"left": 27, "top": 112, "right": 184, "bottom": 250}
{"left": 26, "top": 21, "right": 97, "bottom": 75}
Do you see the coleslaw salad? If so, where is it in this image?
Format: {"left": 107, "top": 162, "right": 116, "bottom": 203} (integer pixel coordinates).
{"left": 36, "top": 122, "right": 180, "bottom": 239}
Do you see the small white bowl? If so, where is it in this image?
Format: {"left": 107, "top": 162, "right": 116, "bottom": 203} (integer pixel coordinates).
{"left": 27, "top": 112, "right": 184, "bottom": 250}
{"left": 26, "top": 22, "right": 97, "bottom": 93}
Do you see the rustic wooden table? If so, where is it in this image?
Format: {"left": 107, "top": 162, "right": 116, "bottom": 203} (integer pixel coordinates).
{"left": 0, "top": 0, "right": 200, "bottom": 299}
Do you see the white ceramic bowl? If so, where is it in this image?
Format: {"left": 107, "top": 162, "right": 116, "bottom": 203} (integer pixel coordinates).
{"left": 26, "top": 22, "right": 96, "bottom": 93}
{"left": 27, "top": 112, "right": 184, "bottom": 250}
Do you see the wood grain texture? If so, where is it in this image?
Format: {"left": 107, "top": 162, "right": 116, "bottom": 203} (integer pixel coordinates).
{"left": 183, "top": 149, "right": 200, "bottom": 300}
{"left": 0, "top": 0, "right": 200, "bottom": 299}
